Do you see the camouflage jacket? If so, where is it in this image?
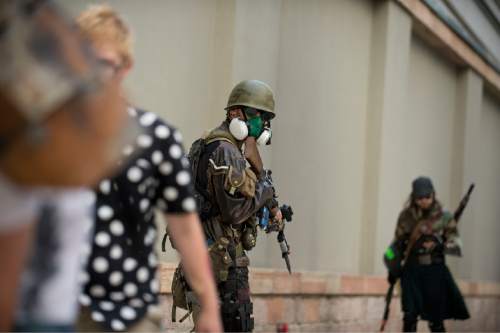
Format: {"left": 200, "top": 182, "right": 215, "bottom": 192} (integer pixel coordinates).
{"left": 395, "top": 200, "right": 463, "bottom": 258}
{"left": 192, "top": 122, "right": 274, "bottom": 280}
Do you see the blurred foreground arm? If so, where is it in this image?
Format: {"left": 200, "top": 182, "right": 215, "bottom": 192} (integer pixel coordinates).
{"left": 0, "top": 223, "right": 33, "bottom": 330}
{"left": 166, "top": 212, "right": 222, "bottom": 332}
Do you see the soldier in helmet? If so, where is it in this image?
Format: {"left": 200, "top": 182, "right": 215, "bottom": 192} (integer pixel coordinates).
{"left": 389, "top": 177, "right": 469, "bottom": 332}
{"left": 171, "top": 80, "right": 283, "bottom": 332}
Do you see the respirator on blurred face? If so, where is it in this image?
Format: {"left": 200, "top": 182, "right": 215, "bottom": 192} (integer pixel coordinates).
{"left": 228, "top": 107, "right": 272, "bottom": 145}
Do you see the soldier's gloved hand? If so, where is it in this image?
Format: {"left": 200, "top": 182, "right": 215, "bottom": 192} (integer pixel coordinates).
{"left": 444, "top": 240, "right": 462, "bottom": 256}
{"left": 270, "top": 207, "right": 284, "bottom": 231}
{"left": 387, "top": 272, "right": 397, "bottom": 285}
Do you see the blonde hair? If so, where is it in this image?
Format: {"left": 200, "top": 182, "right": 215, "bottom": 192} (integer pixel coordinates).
{"left": 76, "top": 4, "right": 133, "bottom": 65}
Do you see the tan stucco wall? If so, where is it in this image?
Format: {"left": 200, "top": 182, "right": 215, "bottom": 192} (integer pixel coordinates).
{"left": 373, "top": 34, "right": 459, "bottom": 275}
{"left": 473, "top": 91, "right": 500, "bottom": 282}
{"left": 57, "top": 0, "right": 500, "bottom": 282}
{"left": 266, "top": 0, "right": 374, "bottom": 273}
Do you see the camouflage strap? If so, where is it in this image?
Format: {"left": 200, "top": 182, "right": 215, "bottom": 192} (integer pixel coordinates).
{"left": 403, "top": 212, "right": 443, "bottom": 261}
{"left": 205, "top": 127, "right": 239, "bottom": 147}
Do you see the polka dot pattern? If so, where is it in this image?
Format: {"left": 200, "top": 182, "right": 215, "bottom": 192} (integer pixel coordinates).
{"left": 109, "top": 271, "right": 123, "bottom": 286}
{"left": 176, "top": 171, "right": 190, "bottom": 186}
{"left": 95, "top": 232, "right": 111, "bottom": 247}
{"left": 111, "top": 319, "right": 125, "bottom": 331}
{"left": 123, "top": 258, "right": 138, "bottom": 272}
{"left": 169, "top": 144, "right": 182, "bottom": 159}
{"left": 83, "top": 109, "right": 196, "bottom": 330}
{"left": 79, "top": 294, "right": 91, "bottom": 306}
{"left": 144, "top": 228, "right": 156, "bottom": 246}
{"left": 137, "top": 267, "right": 149, "bottom": 283}
{"left": 100, "top": 301, "right": 115, "bottom": 311}
{"left": 120, "top": 306, "right": 137, "bottom": 320}
{"left": 99, "top": 180, "right": 111, "bottom": 195}
{"left": 163, "top": 187, "right": 178, "bottom": 201}
{"left": 92, "top": 257, "right": 109, "bottom": 273}
{"left": 129, "top": 298, "right": 144, "bottom": 308}
{"left": 173, "top": 130, "right": 183, "bottom": 142}
{"left": 143, "top": 293, "right": 154, "bottom": 303}
{"left": 139, "top": 198, "right": 150, "bottom": 212}
{"left": 127, "top": 167, "right": 142, "bottom": 183}
{"left": 109, "top": 220, "right": 124, "bottom": 236}
{"left": 97, "top": 206, "right": 113, "bottom": 220}
{"left": 139, "top": 112, "right": 156, "bottom": 126}
{"left": 154, "top": 125, "right": 170, "bottom": 139}
{"left": 148, "top": 253, "right": 158, "bottom": 268}
{"left": 137, "top": 134, "right": 153, "bottom": 148}
{"left": 91, "top": 311, "right": 105, "bottom": 322}
{"left": 79, "top": 271, "right": 90, "bottom": 285}
{"left": 159, "top": 162, "right": 173, "bottom": 175}
{"left": 90, "top": 285, "right": 106, "bottom": 297}
{"left": 110, "top": 292, "right": 125, "bottom": 302}
{"left": 122, "top": 145, "right": 134, "bottom": 156}
{"left": 110, "top": 245, "right": 122, "bottom": 259}
{"left": 156, "top": 199, "right": 167, "bottom": 211}
{"left": 182, "top": 197, "right": 197, "bottom": 212}
{"left": 124, "top": 283, "right": 138, "bottom": 297}
{"left": 150, "top": 278, "right": 160, "bottom": 294}
{"left": 151, "top": 151, "right": 163, "bottom": 165}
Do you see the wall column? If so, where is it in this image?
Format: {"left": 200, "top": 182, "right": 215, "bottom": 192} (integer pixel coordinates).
{"left": 450, "top": 69, "right": 482, "bottom": 279}
{"left": 360, "top": 0, "right": 412, "bottom": 274}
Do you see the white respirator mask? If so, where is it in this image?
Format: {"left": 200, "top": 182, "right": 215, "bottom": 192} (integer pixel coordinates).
{"left": 229, "top": 118, "right": 272, "bottom": 145}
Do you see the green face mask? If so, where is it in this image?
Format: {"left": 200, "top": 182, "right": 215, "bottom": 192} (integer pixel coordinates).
{"left": 246, "top": 115, "right": 263, "bottom": 138}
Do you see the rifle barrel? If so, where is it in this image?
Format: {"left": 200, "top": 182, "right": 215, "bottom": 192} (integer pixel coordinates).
{"left": 379, "top": 282, "right": 395, "bottom": 332}
{"left": 454, "top": 183, "right": 475, "bottom": 221}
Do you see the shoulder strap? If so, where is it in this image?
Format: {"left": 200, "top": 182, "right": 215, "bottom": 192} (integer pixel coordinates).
{"left": 204, "top": 127, "right": 238, "bottom": 147}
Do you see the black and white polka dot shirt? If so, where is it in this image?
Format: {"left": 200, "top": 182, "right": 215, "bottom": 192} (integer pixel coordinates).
{"left": 79, "top": 107, "right": 196, "bottom": 331}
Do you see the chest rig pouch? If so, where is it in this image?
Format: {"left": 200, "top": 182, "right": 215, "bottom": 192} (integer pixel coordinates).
{"left": 208, "top": 236, "right": 233, "bottom": 282}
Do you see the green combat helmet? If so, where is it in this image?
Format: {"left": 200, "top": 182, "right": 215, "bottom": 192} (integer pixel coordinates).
{"left": 225, "top": 80, "right": 276, "bottom": 118}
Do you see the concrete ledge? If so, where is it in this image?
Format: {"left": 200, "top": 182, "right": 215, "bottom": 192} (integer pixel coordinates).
{"left": 396, "top": 0, "right": 500, "bottom": 96}
{"left": 159, "top": 263, "right": 500, "bottom": 331}
{"left": 159, "top": 263, "right": 500, "bottom": 297}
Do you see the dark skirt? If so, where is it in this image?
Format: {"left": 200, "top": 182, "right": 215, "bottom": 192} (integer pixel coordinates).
{"left": 401, "top": 261, "right": 470, "bottom": 321}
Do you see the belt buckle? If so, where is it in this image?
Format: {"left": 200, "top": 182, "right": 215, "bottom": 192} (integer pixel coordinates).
{"left": 418, "top": 254, "right": 432, "bottom": 265}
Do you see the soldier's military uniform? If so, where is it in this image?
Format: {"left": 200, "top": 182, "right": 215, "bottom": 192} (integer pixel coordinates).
{"left": 171, "top": 80, "right": 277, "bottom": 332}
{"left": 393, "top": 177, "right": 469, "bottom": 332}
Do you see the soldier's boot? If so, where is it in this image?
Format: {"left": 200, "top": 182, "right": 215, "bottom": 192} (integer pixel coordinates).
{"left": 220, "top": 267, "right": 254, "bottom": 332}
{"left": 402, "top": 313, "right": 418, "bottom": 332}
{"left": 428, "top": 321, "right": 446, "bottom": 332}
{"left": 221, "top": 301, "right": 254, "bottom": 332}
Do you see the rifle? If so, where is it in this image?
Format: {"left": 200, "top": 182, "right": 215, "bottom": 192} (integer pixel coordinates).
{"left": 258, "top": 170, "right": 294, "bottom": 274}
{"left": 404, "top": 183, "right": 475, "bottom": 260}
{"left": 379, "top": 281, "right": 396, "bottom": 332}
{"left": 245, "top": 138, "right": 295, "bottom": 274}
{"left": 259, "top": 204, "right": 294, "bottom": 274}
{"left": 453, "top": 183, "right": 475, "bottom": 222}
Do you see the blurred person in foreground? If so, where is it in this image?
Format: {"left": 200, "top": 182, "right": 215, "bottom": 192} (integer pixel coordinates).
{"left": 74, "top": 5, "right": 221, "bottom": 332}
{"left": 0, "top": 0, "right": 131, "bottom": 330}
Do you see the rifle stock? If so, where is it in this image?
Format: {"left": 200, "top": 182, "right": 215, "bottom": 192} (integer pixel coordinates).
{"left": 453, "top": 183, "right": 475, "bottom": 222}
